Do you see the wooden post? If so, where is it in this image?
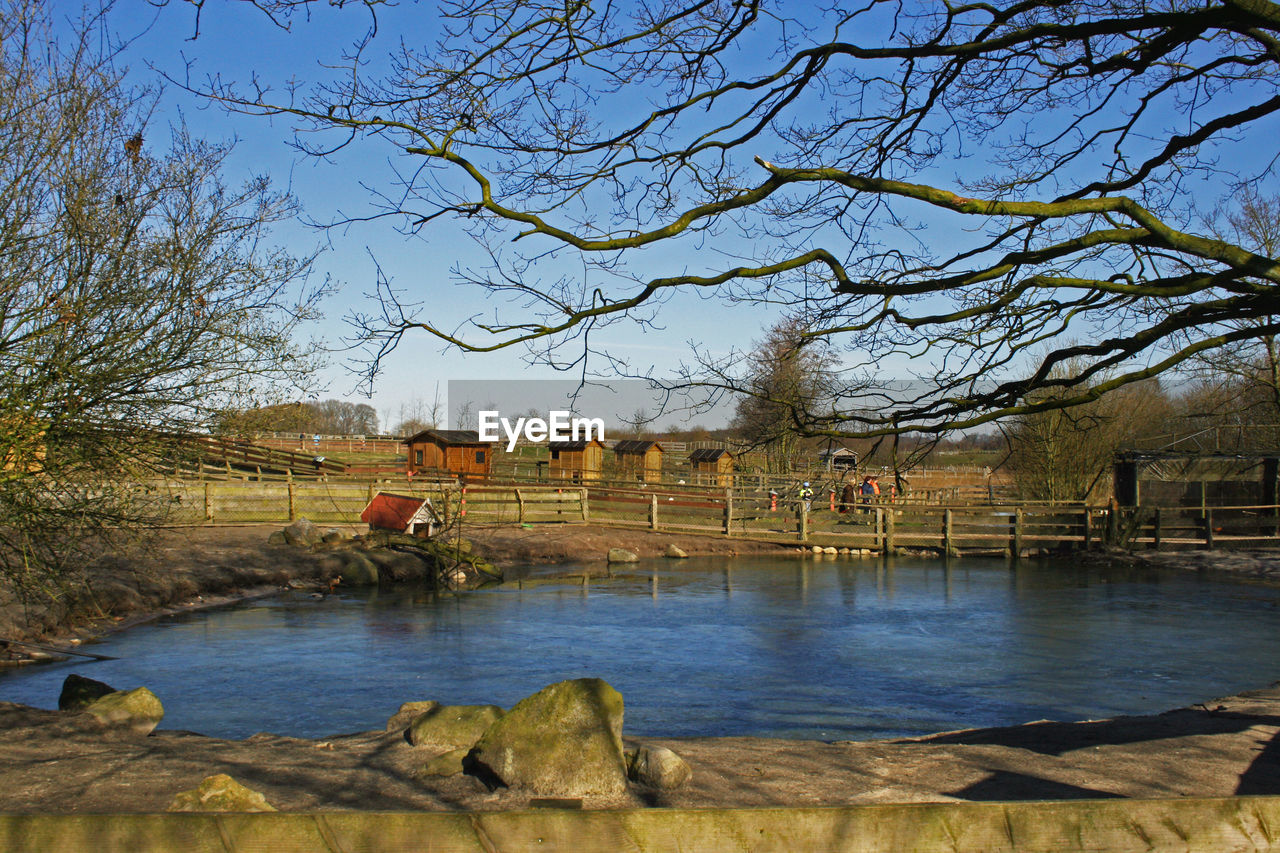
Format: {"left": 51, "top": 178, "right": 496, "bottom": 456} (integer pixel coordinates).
{"left": 799, "top": 504, "right": 809, "bottom": 542}
{"left": 875, "top": 507, "right": 884, "bottom": 551}
{"left": 516, "top": 489, "right": 525, "bottom": 524}
{"left": 1204, "top": 509, "right": 1215, "bottom": 549}
{"left": 1153, "top": 508, "right": 1162, "bottom": 550}
{"left": 367, "top": 482, "right": 377, "bottom": 505}
{"left": 1011, "top": 507, "right": 1024, "bottom": 559}
{"left": 723, "top": 489, "right": 733, "bottom": 535}
{"left": 1083, "top": 508, "right": 1092, "bottom": 549}
{"left": 204, "top": 482, "right": 213, "bottom": 522}
{"left": 580, "top": 488, "right": 589, "bottom": 522}
{"left": 650, "top": 494, "right": 659, "bottom": 530}
{"left": 288, "top": 483, "right": 297, "bottom": 522}
{"left": 943, "top": 508, "right": 953, "bottom": 556}
{"left": 884, "top": 508, "right": 895, "bottom": 555}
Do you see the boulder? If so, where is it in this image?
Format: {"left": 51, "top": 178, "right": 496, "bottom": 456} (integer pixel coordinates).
{"left": 822, "top": 546, "right": 838, "bottom": 555}
{"left": 386, "top": 700, "right": 441, "bottom": 732}
{"left": 339, "top": 551, "right": 379, "bottom": 586}
{"left": 419, "top": 747, "right": 470, "bottom": 778}
{"left": 607, "top": 548, "right": 639, "bottom": 564}
{"left": 282, "top": 518, "right": 320, "bottom": 547}
{"left": 663, "top": 544, "right": 688, "bottom": 559}
{"left": 58, "top": 674, "right": 116, "bottom": 711}
{"left": 83, "top": 687, "right": 164, "bottom": 735}
{"left": 266, "top": 530, "right": 288, "bottom": 546}
{"left": 811, "top": 545, "right": 823, "bottom": 553}
{"left": 627, "top": 745, "right": 692, "bottom": 790}
{"left": 167, "top": 774, "right": 276, "bottom": 812}
{"left": 407, "top": 704, "right": 505, "bottom": 751}
{"left": 321, "top": 529, "right": 346, "bottom": 544}
{"left": 465, "top": 678, "right": 627, "bottom": 798}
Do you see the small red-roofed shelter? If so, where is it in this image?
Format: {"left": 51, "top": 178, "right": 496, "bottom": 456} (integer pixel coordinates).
{"left": 361, "top": 492, "right": 442, "bottom": 537}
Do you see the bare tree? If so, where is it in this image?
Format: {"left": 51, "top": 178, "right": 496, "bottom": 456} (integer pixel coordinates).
{"left": 0, "top": 1, "right": 323, "bottom": 602}
{"left": 1007, "top": 376, "right": 1172, "bottom": 502}
{"left": 201, "top": 0, "right": 1280, "bottom": 437}
{"left": 729, "top": 318, "right": 839, "bottom": 473}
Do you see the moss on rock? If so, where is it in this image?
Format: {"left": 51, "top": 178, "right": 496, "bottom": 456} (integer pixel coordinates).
{"left": 465, "top": 678, "right": 627, "bottom": 798}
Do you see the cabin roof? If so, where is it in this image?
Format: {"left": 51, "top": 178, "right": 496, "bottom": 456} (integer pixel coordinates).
{"left": 548, "top": 439, "right": 603, "bottom": 451}
{"left": 689, "top": 447, "right": 733, "bottom": 462}
{"left": 613, "top": 439, "right": 664, "bottom": 455}
{"left": 404, "top": 429, "right": 489, "bottom": 446}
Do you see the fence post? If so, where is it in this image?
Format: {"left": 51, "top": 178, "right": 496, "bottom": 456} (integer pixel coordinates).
{"left": 943, "top": 508, "right": 953, "bottom": 556}
{"left": 1153, "top": 508, "right": 1162, "bottom": 550}
{"left": 288, "top": 483, "right": 297, "bottom": 522}
{"left": 367, "top": 481, "right": 377, "bottom": 506}
{"left": 516, "top": 489, "right": 525, "bottom": 524}
{"left": 875, "top": 507, "right": 884, "bottom": 551}
{"left": 1204, "top": 509, "right": 1215, "bottom": 549}
{"left": 649, "top": 494, "right": 659, "bottom": 530}
{"left": 204, "top": 482, "right": 213, "bottom": 522}
{"left": 580, "top": 488, "right": 589, "bottom": 522}
{"left": 723, "top": 489, "right": 733, "bottom": 535}
{"left": 798, "top": 504, "right": 809, "bottom": 542}
{"left": 884, "top": 508, "right": 895, "bottom": 555}
{"left": 1010, "top": 508, "right": 1024, "bottom": 558}
{"left": 1083, "top": 508, "right": 1092, "bottom": 549}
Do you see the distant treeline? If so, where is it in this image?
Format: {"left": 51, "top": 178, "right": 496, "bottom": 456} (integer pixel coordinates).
{"left": 217, "top": 400, "right": 379, "bottom": 437}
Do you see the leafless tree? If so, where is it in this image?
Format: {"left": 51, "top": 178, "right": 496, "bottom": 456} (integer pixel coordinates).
{"left": 1007, "top": 375, "right": 1172, "bottom": 501}
{"left": 0, "top": 0, "right": 323, "bottom": 602}
{"left": 199, "top": 0, "right": 1280, "bottom": 437}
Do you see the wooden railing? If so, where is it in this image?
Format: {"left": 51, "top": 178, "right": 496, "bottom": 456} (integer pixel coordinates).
{"left": 145, "top": 477, "right": 1280, "bottom": 556}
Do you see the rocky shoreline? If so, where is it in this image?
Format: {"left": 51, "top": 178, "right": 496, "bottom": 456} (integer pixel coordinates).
{"left": 0, "top": 522, "right": 794, "bottom": 655}
{"left": 2, "top": 671, "right": 1280, "bottom": 813}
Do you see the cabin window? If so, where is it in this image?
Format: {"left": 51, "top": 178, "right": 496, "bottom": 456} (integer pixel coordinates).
{"left": 414, "top": 449, "right": 423, "bottom": 466}
{"left": 475, "top": 450, "right": 486, "bottom": 464}
{"left": 551, "top": 449, "right": 560, "bottom": 460}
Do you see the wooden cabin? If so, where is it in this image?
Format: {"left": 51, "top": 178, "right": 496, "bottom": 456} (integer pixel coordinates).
{"left": 361, "top": 492, "right": 442, "bottom": 537}
{"left": 820, "top": 447, "right": 858, "bottom": 472}
{"left": 404, "top": 429, "right": 492, "bottom": 479}
{"left": 613, "top": 439, "right": 664, "bottom": 483}
{"left": 547, "top": 438, "right": 604, "bottom": 483}
{"left": 689, "top": 447, "right": 735, "bottom": 487}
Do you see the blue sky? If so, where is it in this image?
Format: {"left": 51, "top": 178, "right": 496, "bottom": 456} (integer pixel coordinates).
{"left": 75, "top": 0, "right": 779, "bottom": 430}
{"left": 57, "top": 1, "right": 1273, "bottom": 434}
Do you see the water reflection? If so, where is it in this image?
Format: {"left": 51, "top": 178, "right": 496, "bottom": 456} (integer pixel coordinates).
{"left": 2, "top": 556, "right": 1279, "bottom": 742}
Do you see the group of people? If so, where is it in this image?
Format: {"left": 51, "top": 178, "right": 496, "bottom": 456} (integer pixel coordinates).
{"left": 793, "top": 474, "right": 895, "bottom": 514}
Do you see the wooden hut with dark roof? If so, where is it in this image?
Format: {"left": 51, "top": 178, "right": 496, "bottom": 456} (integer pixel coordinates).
{"left": 689, "top": 447, "right": 735, "bottom": 487}
{"left": 613, "top": 439, "right": 664, "bottom": 483}
{"left": 547, "top": 438, "right": 604, "bottom": 483}
{"left": 404, "top": 429, "right": 493, "bottom": 479}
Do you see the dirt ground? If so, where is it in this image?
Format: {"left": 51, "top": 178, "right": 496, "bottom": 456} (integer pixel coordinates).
{"left": 2, "top": 525, "right": 1280, "bottom": 813}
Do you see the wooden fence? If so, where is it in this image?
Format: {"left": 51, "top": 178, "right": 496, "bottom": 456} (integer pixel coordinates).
{"left": 150, "top": 478, "right": 1280, "bottom": 555}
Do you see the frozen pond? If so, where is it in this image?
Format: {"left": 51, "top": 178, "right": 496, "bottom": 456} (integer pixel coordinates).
{"left": 3, "top": 555, "right": 1279, "bottom": 741}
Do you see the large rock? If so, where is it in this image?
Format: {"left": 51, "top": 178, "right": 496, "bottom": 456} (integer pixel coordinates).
{"left": 58, "top": 674, "right": 116, "bottom": 711}
{"left": 167, "top": 774, "right": 276, "bottom": 812}
{"left": 419, "top": 747, "right": 470, "bottom": 778}
{"left": 83, "top": 687, "right": 164, "bottom": 735}
{"left": 627, "top": 744, "right": 692, "bottom": 790}
{"left": 465, "top": 678, "right": 628, "bottom": 798}
{"left": 664, "top": 544, "right": 688, "bottom": 559}
{"left": 386, "top": 700, "right": 441, "bottom": 732}
{"left": 282, "top": 518, "right": 320, "bottom": 547}
{"left": 407, "top": 704, "right": 505, "bottom": 751}
{"left": 607, "top": 548, "right": 638, "bottom": 564}
{"left": 339, "top": 550, "right": 379, "bottom": 586}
